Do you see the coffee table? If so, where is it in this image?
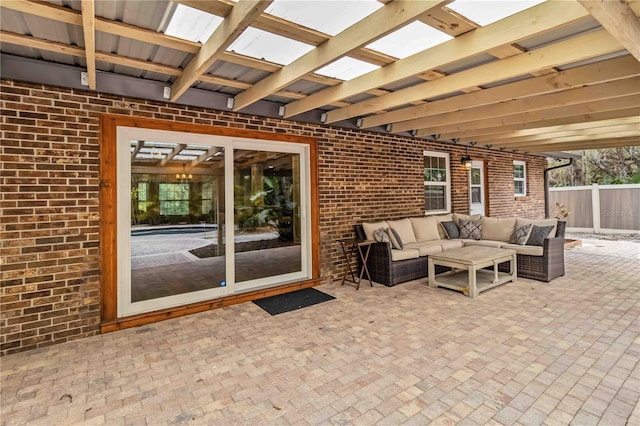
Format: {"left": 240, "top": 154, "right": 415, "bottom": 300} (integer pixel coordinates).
{"left": 428, "top": 246, "right": 517, "bottom": 298}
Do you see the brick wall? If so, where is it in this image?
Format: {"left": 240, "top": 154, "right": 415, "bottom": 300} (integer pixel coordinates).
{"left": 0, "top": 79, "right": 546, "bottom": 355}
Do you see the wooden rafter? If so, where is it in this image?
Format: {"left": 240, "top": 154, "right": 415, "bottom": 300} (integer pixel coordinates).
{"left": 325, "top": 29, "right": 622, "bottom": 124}
{"left": 391, "top": 77, "right": 640, "bottom": 134}
{"left": 414, "top": 95, "right": 640, "bottom": 137}
{"left": 485, "top": 124, "right": 640, "bottom": 147}
{"left": 232, "top": 0, "right": 449, "bottom": 111}
{"left": 159, "top": 144, "right": 186, "bottom": 167}
{"left": 360, "top": 55, "right": 640, "bottom": 130}
{"left": 519, "top": 137, "right": 639, "bottom": 153}
{"left": 170, "top": 0, "right": 271, "bottom": 102}
{"left": 578, "top": 0, "right": 640, "bottom": 61}
{"left": 284, "top": 0, "right": 589, "bottom": 118}
{"left": 80, "top": 0, "right": 96, "bottom": 90}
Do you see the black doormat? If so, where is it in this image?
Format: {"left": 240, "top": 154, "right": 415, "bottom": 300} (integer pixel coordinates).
{"left": 253, "top": 287, "right": 335, "bottom": 315}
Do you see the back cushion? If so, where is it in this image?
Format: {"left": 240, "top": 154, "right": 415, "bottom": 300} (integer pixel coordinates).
{"left": 432, "top": 213, "right": 454, "bottom": 239}
{"left": 387, "top": 218, "right": 417, "bottom": 245}
{"left": 453, "top": 213, "right": 483, "bottom": 226}
{"left": 516, "top": 218, "right": 558, "bottom": 238}
{"left": 362, "top": 221, "right": 388, "bottom": 241}
{"left": 410, "top": 216, "right": 441, "bottom": 242}
{"left": 481, "top": 217, "right": 516, "bottom": 242}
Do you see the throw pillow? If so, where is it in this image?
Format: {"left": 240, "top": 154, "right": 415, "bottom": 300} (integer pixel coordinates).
{"left": 373, "top": 227, "right": 390, "bottom": 243}
{"left": 459, "top": 218, "right": 482, "bottom": 240}
{"left": 440, "top": 221, "right": 460, "bottom": 239}
{"left": 509, "top": 223, "right": 532, "bottom": 245}
{"left": 387, "top": 228, "right": 404, "bottom": 250}
{"left": 526, "top": 225, "right": 554, "bottom": 246}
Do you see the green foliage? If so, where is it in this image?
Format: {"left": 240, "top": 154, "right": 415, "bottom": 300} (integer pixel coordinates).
{"left": 548, "top": 147, "right": 640, "bottom": 187}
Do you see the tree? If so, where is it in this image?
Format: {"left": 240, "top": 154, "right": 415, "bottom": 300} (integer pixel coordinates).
{"left": 548, "top": 147, "right": 640, "bottom": 187}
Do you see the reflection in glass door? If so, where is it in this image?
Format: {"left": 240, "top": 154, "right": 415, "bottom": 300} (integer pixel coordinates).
{"left": 470, "top": 160, "right": 485, "bottom": 216}
{"left": 233, "top": 147, "right": 305, "bottom": 291}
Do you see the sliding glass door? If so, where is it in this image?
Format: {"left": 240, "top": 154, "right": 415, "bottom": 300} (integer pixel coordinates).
{"left": 117, "top": 128, "right": 311, "bottom": 317}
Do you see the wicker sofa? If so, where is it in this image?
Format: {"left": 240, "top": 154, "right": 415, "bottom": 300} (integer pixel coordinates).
{"left": 354, "top": 214, "right": 565, "bottom": 287}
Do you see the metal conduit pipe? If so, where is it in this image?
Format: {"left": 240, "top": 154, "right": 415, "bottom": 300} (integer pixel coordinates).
{"left": 544, "top": 158, "right": 574, "bottom": 218}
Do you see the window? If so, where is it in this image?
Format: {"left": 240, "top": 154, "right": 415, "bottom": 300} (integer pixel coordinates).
{"left": 137, "top": 182, "right": 148, "bottom": 212}
{"left": 201, "top": 181, "right": 213, "bottom": 215}
{"left": 424, "top": 151, "right": 451, "bottom": 214}
{"left": 159, "top": 183, "right": 189, "bottom": 215}
{"left": 514, "top": 161, "right": 527, "bottom": 196}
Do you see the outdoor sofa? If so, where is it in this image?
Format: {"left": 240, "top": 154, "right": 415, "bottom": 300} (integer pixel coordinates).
{"left": 354, "top": 213, "right": 566, "bottom": 287}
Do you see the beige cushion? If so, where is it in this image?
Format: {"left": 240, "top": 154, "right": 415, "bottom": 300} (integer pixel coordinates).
{"left": 431, "top": 213, "right": 453, "bottom": 239}
{"left": 481, "top": 217, "right": 516, "bottom": 242}
{"left": 500, "top": 243, "right": 544, "bottom": 256}
{"left": 404, "top": 242, "right": 443, "bottom": 256}
{"left": 516, "top": 218, "right": 558, "bottom": 239}
{"left": 391, "top": 248, "right": 420, "bottom": 261}
{"left": 362, "top": 221, "right": 388, "bottom": 241}
{"left": 453, "top": 213, "right": 483, "bottom": 226}
{"left": 410, "top": 216, "right": 441, "bottom": 242}
{"left": 463, "top": 240, "right": 503, "bottom": 248}
{"left": 388, "top": 218, "right": 417, "bottom": 245}
{"left": 438, "top": 239, "right": 464, "bottom": 251}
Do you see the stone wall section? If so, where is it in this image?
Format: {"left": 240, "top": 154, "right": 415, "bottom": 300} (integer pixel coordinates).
{"left": 0, "top": 80, "right": 546, "bottom": 354}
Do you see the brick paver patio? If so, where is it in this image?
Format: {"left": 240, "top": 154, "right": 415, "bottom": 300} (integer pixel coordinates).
{"left": 1, "top": 239, "right": 638, "bottom": 425}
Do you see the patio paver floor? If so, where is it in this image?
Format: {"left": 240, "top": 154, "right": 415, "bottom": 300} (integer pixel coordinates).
{"left": 1, "top": 238, "right": 639, "bottom": 425}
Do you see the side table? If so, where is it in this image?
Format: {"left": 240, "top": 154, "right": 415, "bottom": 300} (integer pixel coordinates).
{"left": 337, "top": 238, "right": 375, "bottom": 290}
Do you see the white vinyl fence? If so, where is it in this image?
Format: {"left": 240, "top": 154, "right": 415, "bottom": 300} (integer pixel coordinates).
{"left": 549, "top": 184, "right": 640, "bottom": 234}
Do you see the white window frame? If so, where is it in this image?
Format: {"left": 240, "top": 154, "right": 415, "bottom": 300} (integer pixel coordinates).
{"left": 423, "top": 150, "right": 451, "bottom": 214}
{"left": 514, "top": 160, "right": 527, "bottom": 197}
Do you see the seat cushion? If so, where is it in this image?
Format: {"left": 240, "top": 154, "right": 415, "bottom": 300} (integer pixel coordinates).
{"left": 362, "top": 221, "right": 388, "bottom": 241}
{"left": 463, "top": 240, "right": 503, "bottom": 248}
{"left": 410, "top": 216, "right": 440, "bottom": 243}
{"left": 388, "top": 218, "right": 417, "bottom": 245}
{"left": 481, "top": 217, "right": 516, "bottom": 242}
{"left": 391, "top": 248, "right": 420, "bottom": 261}
{"left": 404, "top": 242, "right": 443, "bottom": 256}
{"left": 438, "top": 239, "right": 464, "bottom": 251}
{"left": 500, "top": 243, "right": 544, "bottom": 256}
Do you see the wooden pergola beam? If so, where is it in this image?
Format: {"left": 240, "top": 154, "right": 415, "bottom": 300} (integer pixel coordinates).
{"left": 284, "top": 0, "right": 589, "bottom": 119}
{"left": 363, "top": 55, "right": 639, "bottom": 130}
{"left": 439, "top": 109, "right": 640, "bottom": 141}
{"left": 232, "top": 0, "right": 448, "bottom": 111}
{"left": 80, "top": 0, "right": 96, "bottom": 90}
{"left": 415, "top": 95, "right": 640, "bottom": 137}
{"left": 326, "top": 29, "right": 622, "bottom": 124}
{"left": 487, "top": 124, "right": 640, "bottom": 147}
{"left": 170, "top": 0, "right": 271, "bottom": 102}
{"left": 578, "top": 0, "right": 640, "bottom": 61}
{"left": 504, "top": 136, "right": 640, "bottom": 153}
{"left": 396, "top": 77, "right": 639, "bottom": 135}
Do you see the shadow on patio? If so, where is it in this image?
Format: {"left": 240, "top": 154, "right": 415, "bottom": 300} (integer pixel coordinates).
{"left": 1, "top": 238, "right": 638, "bottom": 425}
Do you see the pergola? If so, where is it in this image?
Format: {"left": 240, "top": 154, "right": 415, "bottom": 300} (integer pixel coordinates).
{"left": 1, "top": 0, "right": 638, "bottom": 153}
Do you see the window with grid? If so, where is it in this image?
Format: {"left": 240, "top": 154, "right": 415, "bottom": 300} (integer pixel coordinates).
{"left": 159, "top": 183, "right": 189, "bottom": 215}
{"left": 513, "top": 161, "right": 527, "bottom": 196}
{"left": 137, "top": 182, "right": 148, "bottom": 212}
{"left": 202, "top": 181, "right": 213, "bottom": 215}
{"left": 424, "top": 151, "right": 451, "bottom": 214}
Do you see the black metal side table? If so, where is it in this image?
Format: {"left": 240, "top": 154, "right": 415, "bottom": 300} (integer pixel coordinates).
{"left": 337, "top": 238, "right": 374, "bottom": 290}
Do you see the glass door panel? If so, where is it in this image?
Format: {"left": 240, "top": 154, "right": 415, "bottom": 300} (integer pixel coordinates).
{"left": 233, "top": 149, "right": 303, "bottom": 288}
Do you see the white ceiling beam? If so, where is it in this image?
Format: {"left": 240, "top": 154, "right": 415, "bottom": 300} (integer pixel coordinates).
{"left": 392, "top": 76, "right": 639, "bottom": 134}
{"left": 131, "top": 141, "right": 144, "bottom": 159}
{"left": 578, "top": 0, "right": 640, "bottom": 61}
{"left": 159, "top": 144, "right": 187, "bottom": 167}
{"left": 415, "top": 95, "right": 640, "bottom": 137}
{"left": 326, "top": 29, "right": 622, "bottom": 124}
{"left": 80, "top": 0, "right": 96, "bottom": 90}
{"left": 232, "top": 0, "right": 449, "bottom": 111}
{"left": 284, "top": 0, "right": 589, "bottom": 118}
{"left": 362, "top": 55, "right": 639, "bottom": 130}
{"left": 170, "top": 0, "right": 271, "bottom": 102}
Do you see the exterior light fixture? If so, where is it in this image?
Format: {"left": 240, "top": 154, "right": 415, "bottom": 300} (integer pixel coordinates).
{"left": 461, "top": 146, "right": 472, "bottom": 170}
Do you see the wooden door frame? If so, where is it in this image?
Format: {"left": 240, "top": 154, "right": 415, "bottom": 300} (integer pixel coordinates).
{"left": 99, "top": 114, "right": 320, "bottom": 331}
